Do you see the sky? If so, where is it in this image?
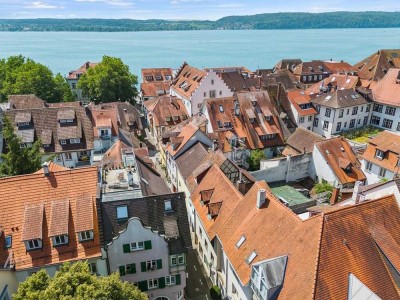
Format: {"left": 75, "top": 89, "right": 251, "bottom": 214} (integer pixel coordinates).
{"left": 1, "top": 0, "right": 400, "bottom": 20}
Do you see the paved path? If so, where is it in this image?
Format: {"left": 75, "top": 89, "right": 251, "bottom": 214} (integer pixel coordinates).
{"left": 186, "top": 250, "right": 212, "bottom": 300}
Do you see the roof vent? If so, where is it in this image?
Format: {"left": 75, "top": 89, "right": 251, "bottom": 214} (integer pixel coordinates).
{"left": 42, "top": 162, "right": 50, "bottom": 176}
{"left": 257, "top": 189, "right": 266, "bottom": 209}
{"left": 325, "top": 150, "right": 330, "bottom": 155}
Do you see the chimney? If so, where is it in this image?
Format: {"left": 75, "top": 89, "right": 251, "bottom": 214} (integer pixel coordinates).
{"left": 351, "top": 181, "right": 364, "bottom": 202}
{"left": 86, "top": 62, "right": 90, "bottom": 69}
{"left": 234, "top": 103, "right": 240, "bottom": 116}
{"left": 42, "top": 162, "right": 50, "bottom": 177}
{"left": 330, "top": 187, "right": 340, "bottom": 205}
{"left": 257, "top": 189, "right": 266, "bottom": 209}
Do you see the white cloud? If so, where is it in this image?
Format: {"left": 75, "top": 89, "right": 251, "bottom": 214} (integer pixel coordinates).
{"left": 25, "top": 1, "right": 60, "bottom": 9}
{"left": 170, "top": 0, "right": 203, "bottom": 4}
{"left": 75, "top": 0, "right": 134, "bottom": 7}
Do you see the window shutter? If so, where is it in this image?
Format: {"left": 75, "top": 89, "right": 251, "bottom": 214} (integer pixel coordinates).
{"left": 175, "top": 274, "right": 181, "bottom": 285}
{"left": 118, "top": 265, "right": 126, "bottom": 276}
{"left": 128, "top": 263, "right": 136, "bottom": 274}
{"left": 141, "top": 261, "right": 147, "bottom": 272}
{"left": 144, "top": 240, "right": 152, "bottom": 250}
{"left": 122, "top": 244, "right": 131, "bottom": 253}
{"left": 157, "top": 259, "right": 162, "bottom": 269}
{"left": 138, "top": 280, "right": 148, "bottom": 292}
{"left": 158, "top": 276, "right": 166, "bottom": 289}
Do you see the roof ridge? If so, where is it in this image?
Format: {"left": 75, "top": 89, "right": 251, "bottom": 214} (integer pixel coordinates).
{"left": 311, "top": 212, "right": 326, "bottom": 298}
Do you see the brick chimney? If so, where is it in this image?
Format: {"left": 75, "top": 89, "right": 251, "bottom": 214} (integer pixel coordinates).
{"left": 330, "top": 187, "right": 340, "bottom": 205}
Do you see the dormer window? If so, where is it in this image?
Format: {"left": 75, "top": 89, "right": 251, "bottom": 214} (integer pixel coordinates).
{"left": 265, "top": 115, "right": 271, "bottom": 121}
{"left": 60, "top": 119, "right": 74, "bottom": 124}
{"left": 25, "top": 239, "right": 42, "bottom": 250}
{"left": 17, "top": 122, "right": 30, "bottom": 127}
{"left": 78, "top": 230, "right": 94, "bottom": 242}
{"left": 375, "top": 149, "right": 385, "bottom": 160}
{"left": 249, "top": 118, "right": 255, "bottom": 124}
{"left": 155, "top": 75, "right": 162, "bottom": 81}
{"left": 5, "top": 236, "right": 12, "bottom": 249}
{"left": 164, "top": 200, "right": 172, "bottom": 212}
{"left": 145, "top": 76, "right": 153, "bottom": 81}
{"left": 70, "top": 138, "right": 80, "bottom": 144}
{"left": 60, "top": 139, "right": 67, "bottom": 145}
{"left": 52, "top": 235, "right": 68, "bottom": 246}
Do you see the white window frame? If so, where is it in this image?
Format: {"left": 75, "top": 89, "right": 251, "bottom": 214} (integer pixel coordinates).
{"left": 52, "top": 234, "right": 68, "bottom": 246}
{"left": 325, "top": 108, "right": 331, "bottom": 117}
{"left": 130, "top": 241, "right": 144, "bottom": 251}
{"left": 323, "top": 121, "right": 329, "bottom": 130}
{"left": 366, "top": 161, "right": 373, "bottom": 172}
{"left": 379, "top": 167, "right": 386, "bottom": 178}
{"left": 146, "top": 260, "right": 157, "bottom": 271}
{"left": 89, "top": 262, "right": 98, "bottom": 274}
{"left": 78, "top": 230, "right": 94, "bottom": 242}
{"left": 65, "top": 152, "right": 72, "bottom": 160}
{"left": 166, "top": 275, "right": 176, "bottom": 286}
{"left": 148, "top": 278, "right": 158, "bottom": 289}
{"left": 299, "top": 116, "right": 304, "bottom": 123}
{"left": 17, "top": 122, "right": 30, "bottom": 126}
{"left": 375, "top": 149, "right": 385, "bottom": 160}
{"left": 60, "top": 139, "right": 67, "bottom": 145}
{"left": 178, "top": 254, "right": 185, "bottom": 265}
{"left": 209, "top": 90, "right": 216, "bottom": 98}
{"left": 171, "top": 255, "right": 177, "bottom": 266}
{"left": 70, "top": 138, "right": 80, "bottom": 144}
{"left": 25, "top": 239, "right": 42, "bottom": 250}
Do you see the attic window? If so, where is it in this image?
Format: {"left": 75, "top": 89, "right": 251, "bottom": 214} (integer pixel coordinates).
{"left": 116, "top": 206, "right": 128, "bottom": 220}
{"left": 375, "top": 149, "right": 385, "bottom": 160}
{"left": 217, "top": 121, "right": 223, "bottom": 128}
{"left": 219, "top": 105, "right": 224, "bottom": 113}
{"left": 246, "top": 251, "right": 257, "bottom": 265}
{"left": 164, "top": 200, "right": 172, "bottom": 212}
{"left": 236, "top": 235, "right": 246, "bottom": 249}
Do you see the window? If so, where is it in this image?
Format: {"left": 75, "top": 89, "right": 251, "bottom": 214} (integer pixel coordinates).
{"left": 70, "top": 138, "right": 80, "bottom": 144}
{"left": 319, "top": 75, "right": 322, "bottom": 80}
{"left": 370, "top": 115, "right": 381, "bottom": 125}
{"left": 148, "top": 278, "right": 158, "bottom": 289}
{"left": 344, "top": 122, "right": 347, "bottom": 128}
{"left": 71, "top": 83, "right": 76, "bottom": 89}
{"left": 178, "top": 254, "right": 185, "bottom": 265}
{"left": 17, "top": 122, "right": 30, "bottom": 126}
{"left": 219, "top": 105, "right": 224, "bottom": 113}
{"left": 361, "top": 106, "right": 363, "bottom": 112}
{"left": 236, "top": 235, "right": 246, "bottom": 248}
{"left": 308, "top": 115, "right": 312, "bottom": 121}
{"left": 385, "top": 106, "right": 396, "bottom": 116}
{"left": 382, "top": 118, "right": 393, "bottom": 129}
{"left": 366, "top": 104, "right": 371, "bottom": 112}
{"left": 211, "top": 79, "right": 214, "bottom": 85}
{"left": 209, "top": 90, "right": 216, "bottom": 98}
{"left": 65, "top": 153, "right": 72, "bottom": 160}
{"left": 116, "top": 206, "right": 128, "bottom": 220}
{"left": 349, "top": 119, "right": 356, "bottom": 128}
{"left": 246, "top": 251, "right": 257, "bottom": 264}
{"left": 78, "top": 230, "right": 94, "bottom": 242}
{"left": 177, "top": 291, "right": 183, "bottom": 300}
{"left": 315, "top": 105, "right": 320, "bottom": 113}
{"left": 363, "top": 116, "right": 368, "bottom": 125}
{"left": 219, "top": 90, "right": 222, "bottom": 96}
{"left": 146, "top": 260, "right": 157, "bottom": 271}
{"left": 373, "top": 104, "right": 383, "bottom": 113}
{"left": 366, "top": 161, "right": 372, "bottom": 172}
{"left": 197, "top": 103, "right": 201, "bottom": 109}
{"left": 130, "top": 241, "right": 144, "bottom": 251}
{"left": 203, "top": 92, "right": 206, "bottom": 97}
{"left": 25, "top": 239, "right": 42, "bottom": 250}
{"left": 20, "top": 143, "right": 26, "bottom": 149}
{"left": 313, "top": 117, "right": 319, "bottom": 127}
{"left": 171, "top": 256, "right": 177, "bottom": 266}
{"left": 60, "top": 139, "right": 67, "bottom": 145}
{"left": 53, "top": 235, "right": 68, "bottom": 246}
{"left": 336, "top": 122, "right": 342, "bottom": 132}
{"left": 299, "top": 116, "right": 304, "bottom": 123}
{"left": 56, "top": 154, "right": 62, "bottom": 161}
{"left": 397, "top": 122, "right": 400, "bottom": 131}
{"left": 325, "top": 108, "right": 331, "bottom": 117}
{"left": 166, "top": 275, "right": 176, "bottom": 285}
{"left": 352, "top": 107, "right": 358, "bottom": 115}
{"left": 346, "top": 109, "right": 350, "bottom": 115}
{"left": 323, "top": 121, "right": 329, "bottom": 130}
{"left": 379, "top": 167, "right": 387, "bottom": 178}
{"left": 302, "top": 76, "right": 307, "bottom": 82}
{"left": 314, "top": 75, "right": 317, "bottom": 81}
{"left": 375, "top": 149, "right": 385, "bottom": 160}
{"left": 308, "top": 75, "right": 312, "bottom": 81}
{"left": 339, "top": 109, "right": 344, "bottom": 118}
{"left": 164, "top": 200, "right": 172, "bottom": 212}
{"left": 5, "top": 235, "right": 12, "bottom": 248}
{"left": 89, "top": 262, "right": 98, "bottom": 274}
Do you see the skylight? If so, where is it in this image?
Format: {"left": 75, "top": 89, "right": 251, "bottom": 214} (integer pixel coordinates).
{"left": 219, "top": 105, "right": 224, "bottom": 113}
{"left": 325, "top": 95, "right": 332, "bottom": 100}
{"left": 236, "top": 235, "right": 246, "bottom": 249}
{"left": 246, "top": 251, "right": 257, "bottom": 264}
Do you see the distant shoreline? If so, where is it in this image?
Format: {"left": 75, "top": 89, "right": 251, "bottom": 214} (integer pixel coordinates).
{"left": 1, "top": 11, "right": 400, "bottom": 32}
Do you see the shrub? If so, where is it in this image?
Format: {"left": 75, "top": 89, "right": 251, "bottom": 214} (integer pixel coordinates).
{"left": 210, "top": 285, "right": 222, "bottom": 300}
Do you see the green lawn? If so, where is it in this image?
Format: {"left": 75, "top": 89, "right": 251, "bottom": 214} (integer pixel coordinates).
{"left": 342, "top": 126, "right": 383, "bottom": 143}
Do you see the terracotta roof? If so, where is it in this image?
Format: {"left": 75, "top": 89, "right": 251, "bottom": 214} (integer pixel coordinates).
{"left": 8, "top": 94, "right": 47, "bottom": 109}
{"left": 286, "top": 89, "right": 318, "bottom": 116}
{"left": 323, "top": 60, "right": 361, "bottom": 75}
{"left": 283, "top": 127, "right": 324, "bottom": 155}
{"left": 371, "top": 68, "right": 400, "bottom": 107}
{"left": 293, "top": 60, "right": 332, "bottom": 76}
{"left": 49, "top": 200, "right": 69, "bottom": 237}
{"left": 141, "top": 82, "right": 170, "bottom": 98}
{"left": 274, "top": 59, "right": 302, "bottom": 71}
{"left": 175, "top": 142, "right": 209, "bottom": 180}
{"left": 353, "top": 49, "right": 400, "bottom": 82}
{"left": 5, "top": 106, "right": 93, "bottom": 153}
{"left": 34, "top": 161, "right": 69, "bottom": 174}
{"left": 219, "top": 72, "right": 260, "bottom": 92}
{"left": 141, "top": 68, "right": 173, "bottom": 83}
{"left": 314, "top": 195, "right": 400, "bottom": 299}
{"left": 0, "top": 166, "right": 101, "bottom": 270}
{"left": 171, "top": 63, "right": 206, "bottom": 99}
{"left": 310, "top": 89, "right": 370, "bottom": 109}
{"left": 88, "top": 108, "right": 119, "bottom": 138}
{"left": 315, "top": 137, "right": 366, "bottom": 185}
{"left": 66, "top": 62, "right": 98, "bottom": 79}
{"left": 165, "top": 123, "right": 199, "bottom": 157}
{"left": 261, "top": 69, "right": 300, "bottom": 91}
{"left": 306, "top": 74, "right": 361, "bottom": 95}
{"left": 145, "top": 95, "right": 188, "bottom": 127}
{"left": 75, "top": 194, "right": 94, "bottom": 232}
{"left": 204, "top": 66, "right": 253, "bottom": 75}
{"left": 361, "top": 130, "right": 400, "bottom": 173}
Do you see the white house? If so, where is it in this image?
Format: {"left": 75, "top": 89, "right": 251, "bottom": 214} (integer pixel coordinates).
{"left": 286, "top": 90, "right": 318, "bottom": 130}
{"left": 66, "top": 62, "right": 97, "bottom": 101}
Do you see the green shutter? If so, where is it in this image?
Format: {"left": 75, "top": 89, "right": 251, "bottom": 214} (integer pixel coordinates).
{"left": 157, "top": 259, "right": 162, "bottom": 269}
{"left": 158, "top": 276, "right": 166, "bottom": 289}
{"left": 144, "top": 240, "right": 152, "bottom": 250}
{"left": 141, "top": 261, "right": 147, "bottom": 272}
{"left": 138, "top": 280, "right": 148, "bottom": 292}
{"left": 175, "top": 274, "right": 181, "bottom": 285}
{"left": 128, "top": 263, "right": 136, "bottom": 274}
{"left": 118, "top": 265, "right": 126, "bottom": 276}
{"left": 122, "top": 244, "right": 131, "bottom": 253}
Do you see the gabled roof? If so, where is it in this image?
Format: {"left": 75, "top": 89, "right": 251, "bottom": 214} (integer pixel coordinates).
{"left": 66, "top": 62, "right": 97, "bottom": 79}
{"left": 141, "top": 82, "right": 171, "bottom": 98}
{"left": 175, "top": 142, "right": 208, "bottom": 180}
{"left": 283, "top": 127, "right": 325, "bottom": 155}
{"left": 371, "top": 68, "right": 400, "bottom": 107}
{"left": 219, "top": 72, "right": 260, "bottom": 92}
{"left": 165, "top": 123, "right": 201, "bottom": 157}
{"left": 323, "top": 60, "right": 361, "bottom": 75}
{"left": 8, "top": 94, "right": 47, "bottom": 109}
{"left": 144, "top": 95, "right": 188, "bottom": 127}
{"left": 315, "top": 137, "right": 366, "bottom": 185}
{"left": 136, "top": 155, "right": 170, "bottom": 196}
{"left": 171, "top": 63, "right": 206, "bottom": 99}
{"left": 361, "top": 130, "right": 400, "bottom": 173}
{"left": 261, "top": 69, "right": 300, "bottom": 90}
{"left": 0, "top": 166, "right": 101, "bottom": 270}
{"left": 293, "top": 60, "right": 332, "bottom": 76}
{"left": 306, "top": 74, "right": 361, "bottom": 95}
{"left": 286, "top": 89, "right": 318, "bottom": 116}
{"left": 141, "top": 68, "right": 173, "bottom": 83}
{"left": 274, "top": 59, "right": 302, "bottom": 71}
{"left": 88, "top": 108, "right": 119, "bottom": 138}
{"left": 310, "top": 89, "right": 370, "bottom": 109}
{"left": 354, "top": 49, "right": 400, "bottom": 82}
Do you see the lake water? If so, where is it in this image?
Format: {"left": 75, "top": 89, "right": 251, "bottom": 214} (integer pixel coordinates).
{"left": 0, "top": 28, "right": 399, "bottom": 78}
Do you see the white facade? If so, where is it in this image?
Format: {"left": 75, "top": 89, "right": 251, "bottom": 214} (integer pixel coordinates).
{"left": 106, "top": 218, "right": 186, "bottom": 300}
{"left": 94, "top": 127, "right": 118, "bottom": 152}
{"left": 361, "top": 159, "right": 395, "bottom": 184}
{"left": 290, "top": 103, "right": 315, "bottom": 131}
{"left": 48, "top": 150, "right": 94, "bottom": 168}
{"left": 312, "top": 145, "right": 341, "bottom": 187}
{"left": 369, "top": 103, "right": 400, "bottom": 132}
{"left": 171, "top": 70, "right": 233, "bottom": 116}
{"left": 312, "top": 103, "right": 371, "bottom": 138}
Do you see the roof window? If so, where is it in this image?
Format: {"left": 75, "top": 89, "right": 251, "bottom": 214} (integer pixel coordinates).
{"left": 116, "top": 206, "right": 128, "bottom": 220}
{"left": 236, "top": 235, "right": 246, "bottom": 249}
{"left": 164, "top": 200, "right": 173, "bottom": 212}
{"left": 246, "top": 251, "right": 257, "bottom": 265}
{"left": 219, "top": 105, "right": 224, "bottom": 113}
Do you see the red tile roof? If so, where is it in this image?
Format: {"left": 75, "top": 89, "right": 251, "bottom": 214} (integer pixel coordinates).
{"left": 372, "top": 68, "right": 400, "bottom": 107}
{"left": 287, "top": 89, "right": 318, "bottom": 116}
{"left": 144, "top": 95, "right": 188, "bottom": 127}
{"left": 171, "top": 63, "right": 206, "bottom": 99}
{"left": 49, "top": 200, "right": 69, "bottom": 237}
{"left": 141, "top": 68, "right": 173, "bottom": 83}
{"left": 22, "top": 204, "right": 45, "bottom": 241}
{"left": 88, "top": 108, "right": 119, "bottom": 138}
{"left": 66, "top": 62, "right": 98, "bottom": 79}
{"left": 306, "top": 74, "right": 361, "bottom": 95}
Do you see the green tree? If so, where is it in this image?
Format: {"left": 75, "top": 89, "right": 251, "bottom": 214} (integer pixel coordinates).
{"left": 13, "top": 261, "right": 148, "bottom": 300}
{"left": 0, "top": 55, "right": 72, "bottom": 103}
{"left": 247, "top": 149, "right": 266, "bottom": 171}
{"left": 0, "top": 116, "right": 44, "bottom": 177}
{"left": 78, "top": 55, "right": 138, "bottom": 104}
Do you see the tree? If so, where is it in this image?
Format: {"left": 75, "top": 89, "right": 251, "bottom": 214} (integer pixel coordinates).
{"left": 247, "top": 149, "right": 266, "bottom": 171}
{"left": 78, "top": 55, "right": 138, "bottom": 104}
{"left": 13, "top": 261, "right": 148, "bottom": 300}
{"left": 0, "top": 116, "right": 44, "bottom": 177}
{"left": 0, "top": 55, "right": 72, "bottom": 103}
